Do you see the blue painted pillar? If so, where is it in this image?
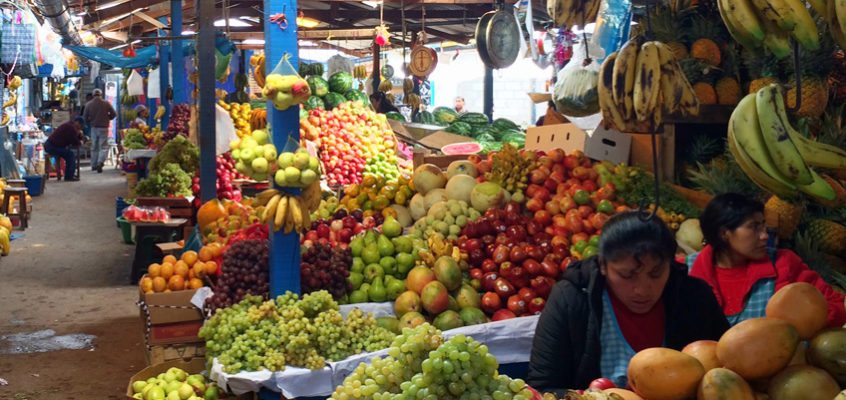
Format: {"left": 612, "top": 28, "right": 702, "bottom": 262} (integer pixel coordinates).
{"left": 264, "top": 0, "right": 301, "bottom": 297}
{"left": 171, "top": 0, "right": 186, "bottom": 104}
{"left": 158, "top": 17, "right": 171, "bottom": 130}
{"left": 197, "top": 0, "right": 216, "bottom": 202}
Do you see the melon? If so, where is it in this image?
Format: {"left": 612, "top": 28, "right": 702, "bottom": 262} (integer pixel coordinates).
{"left": 683, "top": 340, "right": 720, "bottom": 372}
{"left": 807, "top": 328, "right": 846, "bottom": 385}
{"left": 698, "top": 368, "right": 755, "bottom": 400}
{"left": 628, "top": 347, "right": 705, "bottom": 400}
{"left": 442, "top": 142, "right": 482, "bottom": 156}
{"left": 446, "top": 160, "right": 478, "bottom": 179}
{"left": 391, "top": 205, "right": 413, "bottom": 227}
{"left": 424, "top": 189, "right": 448, "bottom": 210}
{"left": 717, "top": 317, "right": 799, "bottom": 380}
{"left": 768, "top": 365, "right": 840, "bottom": 400}
{"left": 409, "top": 193, "right": 427, "bottom": 221}
{"left": 412, "top": 164, "right": 447, "bottom": 195}
{"left": 765, "top": 282, "right": 828, "bottom": 340}
{"left": 445, "top": 175, "right": 478, "bottom": 204}
{"left": 604, "top": 388, "right": 644, "bottom": 400}
{"left": 470, "top": 182, "right": 505, "bottom": 212}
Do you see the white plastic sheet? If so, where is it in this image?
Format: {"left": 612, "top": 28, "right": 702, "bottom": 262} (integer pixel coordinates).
{"left": 126, "top": 69, "right": 145, "bottom": 96}
{"left": 147, "top": 68, "right": 161, "bottom": 99}
{"left": 216, "top": 104, "right": 238, "bottom": 155}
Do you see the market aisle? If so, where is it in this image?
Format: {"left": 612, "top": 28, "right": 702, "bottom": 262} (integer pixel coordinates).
{"left": 0, "top": 166, "right": 145, "bottom": 400}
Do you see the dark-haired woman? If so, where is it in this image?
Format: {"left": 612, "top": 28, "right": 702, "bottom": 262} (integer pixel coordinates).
{"left": 369, "top": 91, "right": 399, "bottom": 114}
{"left": 528, "top": 211, "right": 729, "bottom": 395}
{"left": 684, "top": 193, "right": 846, "bottom": 327}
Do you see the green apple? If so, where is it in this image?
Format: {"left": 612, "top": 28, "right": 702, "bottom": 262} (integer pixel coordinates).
{"left": 164, "top": 371, "right": 178, "bottom": 383}
{"left": 293, "top": 152, "right": 310, "bottom": 170}
{"left": 251, "top": 129, "right": 269, "bottom": 145}
{"left": 284, "top": 166, "right": 301, "bottom": 184}
{"left": 147, "top": 377, "right": 157, "bottom": 384}
{"left": 300, "top": 169, "right": 318, "bottom": 185}
{"left": 308, "top": 156, "right": 320, "bottom": 172}
{"left": 263, "top": 144, "right": 277, "bottom": 161}
{"left": 168, "top": 368, "right": 186, "bottom": 381}
{"left": 177, "top": 382, "right": 194, "bottom": 399}
{"left": 296, "top": 147, "right": 309, "bottom": 155}
{"left": 277, "top": 152, "right": 294, "bottom": 169}
{"left": 146, "top": 386, "right": 165, "bottom": 400}
{"left": 251, "top": 157, "right": 269, "bottom": 174}
{"left": 166, "top": 391, "right": 181, "bottom": 400}
{"left": 274, "top": 169, "right": 287, "bottom": 187}
{"left": 204, "top": 385, "right": 219, "bottom": 400}
{"left": 240, "top": 136, "right": 257, "bottom": 149}
{"left": 231, "top": 148, "right": 241, "bottom": 160}
{"left": 156, "top": 373, "right": 166, "bottom": 380}
{"left": 133, "top": 381, "right": 148, "bottom": 393}
{"left": 239, "top": 147, "right": 256, "bottom": 163}
{"left": 229, "top": 138, "right": 240, "bottom": 150}
{"left": 165, "top": 380, "right": 182, "bottom": 394}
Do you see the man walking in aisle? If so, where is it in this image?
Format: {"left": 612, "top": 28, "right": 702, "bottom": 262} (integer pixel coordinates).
{"left": 83, "top": 89, "right": 116, "bottom": 173}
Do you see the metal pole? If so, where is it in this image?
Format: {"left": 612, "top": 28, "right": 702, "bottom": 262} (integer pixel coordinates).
{"left": 171, "top": 0, "right": 186, "bottom": 104}
{"left": 158, "top": 17, "right": 171, "bottom": 130}
{"left": 372, "top": 42, "right": 381, "bottom": 94}
{"left": 483, "top": 66, "right": 493, "bottom": 121}
{"left": 197, "top": 0, "right": 216, "bottom": 202}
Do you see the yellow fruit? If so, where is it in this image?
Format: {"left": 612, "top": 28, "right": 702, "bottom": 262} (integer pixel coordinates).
{"left": 160, "top": 263, "right": 174, "bottom": 280}
{"left": 140, "top": 277, "right": 153, "bottom": 293}
{"left": 787, "top": 77, "right": 829, "bottom": 118}
{"left": 749, "top": 77, "right": 778, "bottom": 95}
{"left": 807, "top": 219, "right": 846, "bottom": 254}
{"left": 152, "top": 276, "right": 167, "bottom": 292}
{"left": 189, "top": 278, "right": 204, "bottom": 290}
{"left": 764, "top": 196, "right": 802, "bottom": 240}
{"left": 204, "top": 261, "right": 218, "bottom": 275}
{"left": 181, "top": 250, "right": 198, "bottom": 266}
{"left": 163, "top": 255, "right": 177, "bottom": 264}
{"left": 168, "top": 275, "right": 185, "bottom": 291}
{"left": 173, "top": 260, "right": 189, "bottom": 278}
{"left": 192, "top": 262, "right": 206, "bottom": 278}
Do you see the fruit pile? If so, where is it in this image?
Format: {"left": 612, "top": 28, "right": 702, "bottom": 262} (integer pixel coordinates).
{"left": 312, "top": 196, "right": 340, "bottom": 221}
{"left": 716, "top": 0, "right": 821, "bottom": 57}
{"left": 139, "top": 251, "right": 214, "bottom": 294}
{"left": 129, "top": 366, "right": 220, "bottom": 400}
{"left": 230, "top": 128, "right": 275, "bottom": 182}
{"left": 409, "top": 199, "right": 480, "bottom": 243}
{"left": 407, "top": 163, "right": 486, "bottom": 237}
{"left": 219, "top": 100, "right": 252, "bottom": 138}
{"left": 201, "top": 201, "right": 261, "bottom": 245}
{"left": 204, "top": 239, "right": 269, "bottom": 314}
{"left": 303, "top": 208, "right": 374, "bottom": 249}
{"left": 302, "top": 71, "right": 370, "bottom": 112}
{"left": 603, "top": 283, "right": 846, "bottom": 400}
{"left": 347, "top": 220, "right": 417, "bottom": 304}
{"left": 164, "top": 104, "right": 191, "bottom": 142}
{"left": 301, "top": 102, "right": 404, "bottom": 186}
{"left": 254, "top": 183, "right": 321, "bottom": 234}
{"left": 300, "top": 243, "right": 353, "bottom": 299}
{"left": 340, "top": 175, "right": 414, "bottom": 224}
{"left": 199, "top": 290, "right": 395, "bottom": 373}
{"left": 273, "top": 147, "right": 321, "bottom": 188}
{"left": 328, "top": 323, "right": 536, "bottom": 400}
{"left": 122, "top": 205, "right": 171, "bottom": 223}
{"left": 190, "top": 152, "right": 246, "bottom": 207}
{"left": 122, "top": 128, "right": 148, "bottom": 150}
{"left": 472, "top": 143, "right": 536, "bottom": 194}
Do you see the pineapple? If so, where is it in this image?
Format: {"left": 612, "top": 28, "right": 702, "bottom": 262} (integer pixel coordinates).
{"left": 764, "top": 196, "right": 803, "bottom": 240}
{"left": 715, "top": 77, "right": 741, "bottom": 105}
{"left": 807, "top": 219, "right": 846, "bottom": 254}
{"left": 646, "top": 4, "right": 690, "bottom": 60}
{"left": 829, "top": 51, "right": 846, "bottom": 102}
{"left": 680, "top": 57, "right": 719, "bottom": 105}
{"left": 786, "top": 77, "right": 830, "bottom": 118}
{"left": 693, "top": 82, "right": 717, "bottom": 105}
{"left": 743, "top": 49, "right": 782, "bottom": 94}
{"left": 688, "top": 17, "right": 724, "bottom": 67}
{"left": 794, "top": 229, "right": 846, "bottom": 291}
{"left": 691, "top": 39, "right": 721, "bottom": 67}
{"left": 785, "top": 19, "right": 835, "bottom": 118}
{"left": 666, "top": 42, "right": 690, "bottom": 60}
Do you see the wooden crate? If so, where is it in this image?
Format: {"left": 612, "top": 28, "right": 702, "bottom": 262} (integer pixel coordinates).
{"left": 145, "top": 342, "right": 206, "bottom": 365}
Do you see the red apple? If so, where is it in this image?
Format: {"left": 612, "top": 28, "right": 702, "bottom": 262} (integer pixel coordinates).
{"left": 528, "top": 297, "right": 546, "bottom": 314}
{"left": 491, "top": 308, "right": 517, "bottom": 321}
{"left": 531, "top": 276, "right": 554, "bottom": 299}
{"left": 563, "top": 155, "right": 580, "bottom": 170}
{"left": 577, "top": 205, "right": 594, "bottom": 219}
{"left": 316, "top": 224, "right": 331, "bottom": 239}
{"left": 588, "top": 378, "right": 616, "bottom": 390}
{"left": 494, "top": 278, "right": 516, "bottom": 299}
{"left": 538, "top": 156, "right": 554, "bottom": 169}
{"left": 481, "top": 259, "right": 498, "bottom": 273}
{"left": 481, "top": 292, "right": 501, "bottom": 314}
{"left": 305, "top": 230, "right": 319, "bottom": 242}
{"left": 481, "top": 272, "right": 499, "bottom": 292}
{"left": 559, "top": 196, "right": 577, "bottom": 213}
{"left": 544, "top": 200, "right": 561, "bottom": 216}
{"left": 470, "top": 268, "right": 484, "bottom": 280}
{"left": 518, "top": 287, "right": 537, "bottom": 304}
{"left": 330, "top": 219, "right": 344, "bottom": 232}
{"left": 338, "top": 228, "right": 353, "bottom": 243}
{"left": 543, "top": 178, "right": 558, "bottom": 193}
{"left": 526, "top": 197, "right": 544, "bottom": 212}
{"left": 534, "top": 210, "right": 552, "bottom": 226}
{"left": 541, "top": 259, "right": 560, "bottom": 279}
{"left": 526, "top": 184, "right": 543, "bottom": 199}
{"left": 523, "top": 259, "right": 543, "bottom": 277}
{"left": 581, "top": 180, "right": 597, "bottom": 193}
{"left": 548, "top": 149, "right": 565, "bottom": 163}
{"left": 549, "top": 170, "right": 566, "bottom": 184}
{"left": 527, "top": 245, "right": 545, "bottom": 261}
{"left": 509, "top": 246, "right": 527, "bottom": 264}
{"left": 507, "top": 295, "right": 527, "bottom": 315}
{"left": 530, "top": 168, "right": 549, "bottom": 184}
{"left": 510, "top": 266, "right": 529, "bottom": 288}
{"left": 493, "top": 245, "right": 510, "bottom": 264}
{"left": 553, "top": 226, "right": 569, "bottom": 238}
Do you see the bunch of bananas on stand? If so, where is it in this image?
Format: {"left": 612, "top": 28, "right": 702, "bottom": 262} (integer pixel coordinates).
{"left": 2, "top": 76, "right": 21, "bottom": 126}
{"left": 353, "top": 65, "right": 368, "bottom": 80}
{"left": 716, "top": 0, "right": 821, "bottom": 57}
{"left": 253, "top": 181, "right": 321, "bottom": 234}
{"left": 728, "top": 84, "right": 846, "bottom": 204}
{"left": 598, "top": 40, "right": 699, "bottom": 132}
{"left": 250, "top": 54, "right": 266, "bottom": 89}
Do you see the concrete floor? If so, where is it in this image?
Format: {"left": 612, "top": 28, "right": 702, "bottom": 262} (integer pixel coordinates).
{"left": 0, "top": 163, "right": 145, "bottom": 399}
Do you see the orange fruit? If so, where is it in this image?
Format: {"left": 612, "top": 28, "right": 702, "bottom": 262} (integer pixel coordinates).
{"left": 164, "top": 289, "right": 171, "bottom": 293}
{"left": 188, "top": 269, "right": 195, "bottom": 280}
{"left": 208, "top": 243, "right": 223, "bottom": 258}
{"left": 173, "top": 261, "right": 189, "bottom": 278}
{"left": 189, "top": 278, "right": 204, "bottom": 289}
{"left": 181, "top": 250, "right": 198, "bottom": 266}
{"left": 192, "top": 262, "right": 206, "bottom": 278}
{"left": 152, "top": 276, "right": 167, "bottom": 292}
{"left": 204, "top": 261, "right": 218, "bottom": 275}
{"left": 168, "top": 275, "right": 185, "bottom": 291}
{"left": 139, "top": 277, "right": 153, "bottom": 292}
{"left": 198, "top": 246, "right": 214, "bottom": 262}
{"left": 163, "top": 255, "right": 177, "bottom": 264}
{"left": 160, "top": 263, "right": 174, "bottom": 280}
{"left": 148, "top": 263, "right": 162, "bottom": 278}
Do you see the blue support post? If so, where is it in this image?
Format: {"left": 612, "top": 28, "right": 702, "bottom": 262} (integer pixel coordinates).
{"left": 171, "top": 0, "right": 186, "bottom": 104}
{"left": 197, "top": 0, "right": 216, "bottom": 202}
{"left": 265, "top": 0, "right": 301, "bottom": 297}
{"left": 159, "top": 17, "right": 171, "bottom": 130}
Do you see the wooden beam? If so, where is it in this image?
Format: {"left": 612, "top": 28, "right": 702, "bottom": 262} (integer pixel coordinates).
{"left": 135, "top": 11, "right": 167, "bottom": 28}
{"left": 299, "top": 28, "right": 375, "bottom": 39}
{"left": 83, "top": 0, "right": 167, "bottom": 25}
{"left": 302, "top": 7, "right": 488, "bottom": 21}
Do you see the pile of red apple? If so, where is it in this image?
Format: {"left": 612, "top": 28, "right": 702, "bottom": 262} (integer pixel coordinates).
{"left": 301, "top": 109, "right": 366, "bottom": 187}
{"left": 191, "top": 152, "right": 245, "bottom": 207}
{"left": 301, "top": 208, "right": 384, "bottom": 249}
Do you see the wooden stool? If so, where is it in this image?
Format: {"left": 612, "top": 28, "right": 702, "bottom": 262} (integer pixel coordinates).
{"left": 6, "top": 179, "right": 25, "bottom": 188}
{"left": 2, "top": 187, "right": 28, "bottom": 229}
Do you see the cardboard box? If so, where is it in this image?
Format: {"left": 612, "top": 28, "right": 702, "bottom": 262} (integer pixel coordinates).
{"left": 148, "top": 320, "right": 203, "bottom": 346}
{"left": 126, "top": 358, "right": 207, "bottom": 399}
{"left": 412, "top": 151, "right": 473, "bottom": 170}
{"left": 139, "top": 283, "right": 203, "bottom": 325}
{"left": 146, "top": 342, "right": 206, "bottom": 365}
{"left": 525, "top": 123, "right": 632, "bottom": 165}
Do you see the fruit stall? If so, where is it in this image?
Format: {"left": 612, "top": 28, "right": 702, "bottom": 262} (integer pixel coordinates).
{"left": 103, "top": 0, "right": 846, "bottom": 397}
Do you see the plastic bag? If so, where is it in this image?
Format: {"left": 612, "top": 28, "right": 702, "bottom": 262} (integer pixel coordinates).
{"left": 126, "top": 69, "right": 145, "bottom": 96}
{"left": 590, "top": 0, "right": 633, "bottom": 64}
{"left": 216, "top": 104, "right": 238, "bottom": 155}
{"left": 327, "top": 55, "right": 354, "bottom": 76}
{"left": 552, "top": 42, "right": 601, "bottom": 117}
{"left": 264, "top": 53, "right": 311, "bottom": 111}
{"left": 147, "top": 67, "right": 161, "bottom": 99}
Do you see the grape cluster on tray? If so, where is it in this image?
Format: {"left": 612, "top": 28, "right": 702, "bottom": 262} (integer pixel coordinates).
{"left": 204, "top": 239, "right": 270, "bottom": 314}
{"left": 301, "top": 243, "right": 353, "bottom": 299}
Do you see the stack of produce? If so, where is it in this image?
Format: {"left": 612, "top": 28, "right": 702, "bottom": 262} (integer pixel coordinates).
{"left": 190, "top": 152, "right": 246, "bottom": 207}
{"left": 346, "top": 220, "right": 417, "bottom": 304}
{"left": 199, "top": 290, "right": 395, "bottom": 373}
{"left": 610, "top": 163, "right": 702, "bottom": 226}
{"left": 199, "top": 199, "right": 261, "bottom": 245}
{"left": 301, "top": 102, "right": 404, "bottom": 186}
{"left": 122, "top": 128, "right": 147, "bottom": 150}
{"left": 164, "top": 104, "right": 191, "bottom": 141}
{"left": 302, "top": 208, "right": 374, "bottom": 249}
{"left": 253, "top": 181, "right": 322, "bottom": 234}
{"left": 406, "top": 162, "right": 488, "bottom": 240}
{"left": 139, "top": 251, "right": 214, "bottom": 294}
{"left": 312, "top": 196, "right": 340, "bottom": 221}
{"left": 220, "top": 100, "right": 252, "bottom": 138}
{"left": 303, "top": 70, "right": 370, "bottom": 111}
{"left": 135, "top": 136, "right": 199, "bottom": 198}
{"left": 338, "top": 175, "right": 414, "bottom": 224}
{"left": 129, "top": 366, "right": 220, "bottom": 400}
{"left": 249, "top": 107, "right": 267, "bottom": 131}
{"left": 229, "top": 128, "right": 274, "bottom": 182}
{"left": 204, "top": 238, "right": 270, "bottom": 314}
{"left": 300, "top": 243, "right": 353, "bottom": 299}
{"left": 423, "top": 110, "right": 526, "bottom": 152}
{"left": 328, "top": 323, "right": 537, "bottom": 400}
{"left": 272, "top": 147, "right": 321, "bottom": 188}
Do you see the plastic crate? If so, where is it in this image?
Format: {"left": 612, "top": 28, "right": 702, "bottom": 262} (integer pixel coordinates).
{"left": 24, "top": 175, "right": 42, "bottom": 196}
{"left": 117, "top": 217, "right": 135, "bottom": 244}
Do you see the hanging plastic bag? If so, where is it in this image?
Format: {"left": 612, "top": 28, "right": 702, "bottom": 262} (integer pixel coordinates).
{"left": 126, "top": 69, "right": 145, "bottom": 96}
{"left": 552, "top": 40, "right": 601, "bottom": 118}
{"left": 215, "top": 103, "right": 238, "bottom": 155}
{"left": 147, "top": 68, "right": 161, "bottom": 99}
{"left": 327, "top": 54, "right": 354, "bottom": 76}
{"left": 274, "top": 136, "right": 318, "bottom": 188}
{"left": 590, "top": 0, "right": 633, "bottom": 64}
{"left": 262, "top": 53, "right": 311, "bottom": 111}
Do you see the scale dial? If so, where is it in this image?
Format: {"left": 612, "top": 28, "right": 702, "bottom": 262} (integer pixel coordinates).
{"left": 485, "top": 11, "right": 521, "bottom": 69}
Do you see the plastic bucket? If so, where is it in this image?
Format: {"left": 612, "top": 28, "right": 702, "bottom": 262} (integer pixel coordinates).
{"left": 116, "top": 217, "right": 134, "bottom": 244}
{"left": 24, "top": 175, "right": 42, "bottom": 196}
{"left": 116, "top": 197, "right": 129, "bottom": 227}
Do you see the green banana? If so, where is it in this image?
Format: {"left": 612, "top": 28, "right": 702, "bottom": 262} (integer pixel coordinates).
{"left": 729, "top": 124, "right": 798, "bottom": 199}
{"left": 791, "top": 133, "right": 846, "bottom": 169}
{"left": 755, "top": 84, "right": 814, "bottom": 185}
{"left": 717, "top": 0, "right": 764, "bottom": 50}
{"left": 717, "top": 0, "right": 766, "bottom": 44}
{"left": 798, "top": 168, "right": 836, "bottom": 200}
{"left": 730, "top": 93, "right": 798, "bottom": 190}
{"left": 758, "top": 15, "right": 792, "bottom": 59}
{"left": 749, "top": 0, "right": 799, "bottom": 31}
{"left": 786, "top": 1, "right": 820, "bottom": 51}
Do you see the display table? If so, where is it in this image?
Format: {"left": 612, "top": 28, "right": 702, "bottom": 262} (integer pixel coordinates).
{"left": 125, "top": 149, "right": 157, "bottom": 179}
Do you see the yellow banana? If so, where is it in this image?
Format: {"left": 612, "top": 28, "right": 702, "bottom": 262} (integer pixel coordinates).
{"left": 299, "top": 198, "right": 311, "bottom": 232}
{"left": 599, "top": 52, "right": 628, "bottom": 131}
{"left": 8, "top": 76, "right": 21, "bottom": 92}
{"left": 749, "top": 0, "right": 798, "bottom": 31}
{"left": 283, "top": 198, "right": 295, "bottom": 234}
{"left": 836, "top": 0, "right": 846, "bottom": 40}
{"left": 792, "top": 134, "right": 846, "bottom": 170}
{"left": 717, "top": 0, "right": 764, "bottom": 50}
{"left": 2, "top": 93, "right": 16, "bottom": 109}
{"left": 798, "top": 168, "right": 836, "bottom": 200}
{"left": 1, "top": 114, "right": 9, "bottom": 126}
{"left": 730, "top": 93, "right": 797, "bottom": 190}
{"left": 633, "top": 42, "right": 661, "bottom": 122}
{"left": 717, "top": 0, "right": 766, "bottom": 44}
{"left": 728, "top": 123, "right": 798, "bottom": 198}
{"left": 154, "top": 105, "right": 166, "bottom": 120}
{"left": 263, "top": 194, "right": 281, "bottom": 224}
{"left": 758, "top": 16, "right": 792, "bottom": 59}
{"left": 654, "top": 42, "right": 682, "bottom": 115}
{"left": 274, "top": 195, "right": 288, "bottom": 232}
{"left": 828, "top": 0, "right": 846, "bottom": 49}
{"left": 754, "top": 0, "right": 818, "bottom": 50}
{"left": 612, "top": 40, "right": 639, "bottom": 120}
{"left": 755, "top": 84, "right": 814, "bottom": 185}
{"left": 290, "top": 196, "right": 303, "bottom": 232}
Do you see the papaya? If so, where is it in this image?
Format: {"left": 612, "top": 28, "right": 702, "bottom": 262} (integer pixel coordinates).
{"left": 197, "top": 199, "right": 227, "bottom": 230}
{"left": 807, "top": 328, "right": 846, "bottom": 385}
{"left": 628, "top": 347, "right": 705, "bottom": 400}
{"left": 683, "top": 340, "right": 721, "bottom": 371}
{"left": 765, "top": 282, "right": 828, "bottom": 340}
{"left": 717, "top": 317, "right": 798, "bottom": 380}
{"left": 767, "top": 365, "right": 840, "bottom": 400}
{"left": 697, "top": 368, "right": 755, "bottom": 400}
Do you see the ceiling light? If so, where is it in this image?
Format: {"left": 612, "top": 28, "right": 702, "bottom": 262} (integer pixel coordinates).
{"left": 362, "top": 1, "right": 383, "bottom": 8}
{"left": 182, "top": 30, "right": 195, "bottom": 35}
{"left": 131, "top": 39, "right": 141, "bottom": 44}
{"left": 239, "top": 16, "right": 261, "bottom": 23}
{"left": 242, "top": 39, "right": 265, "bottom": 45}
{"left": 214, "top": 18, "right": 252, "bottom": 27}
{"left": 96, "top": 0, "right": 129, "bottom": 11}
{"left": 110, "top": 43, "right": 129, "bottom": 50}
{"left": 296, "top": 16, "right": 320, "bottom": 28}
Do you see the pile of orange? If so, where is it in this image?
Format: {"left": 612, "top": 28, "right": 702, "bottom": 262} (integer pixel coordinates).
{"left": 139, "top": 246, "right": 221, "bottom": 293}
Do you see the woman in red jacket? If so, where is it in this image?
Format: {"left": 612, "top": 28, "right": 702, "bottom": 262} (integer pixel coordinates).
{"left": 684, "top": 193, "right": 846, "bottom": 327}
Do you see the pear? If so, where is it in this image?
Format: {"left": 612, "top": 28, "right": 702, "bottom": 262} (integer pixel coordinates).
{"left": 163, "top": 371, "right": 178, "bottom": 383}
{"left": 166, "top": 391, "right": 181, "bottom": 400}
{"left": 133, "top": 380, "right": 148, "bottom": 393}
{"left": 369, "top": 276, "right": 387, "bottom": 302}
{"left": 178, "top": 382, "right": 194, "bottom": 399}
{"left": 377, "top": 234, "right": 395, "bottom": 257}
{"left": 166, "top": 368, "right": 187, "bottom": 382}
{"left": 146, "top": 385, "right": 166, "bottom": 400}
{"left": 165, "top": 380, "right": 182, "bottom": 394}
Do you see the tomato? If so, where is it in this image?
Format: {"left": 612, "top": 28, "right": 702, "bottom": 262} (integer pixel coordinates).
{"left": 572, "top": 166, "right": 591, "bottom": 180}
{"left": 588, "top": 378, "right": 617, "bottom": 390}
{"left": 571, "top": 232, "right": 589, "bottom": 244}
{"left": 565, "top": 214, "right": 583, "bottom": 234}
{"left": 577, "top": 205, "right": 594, "bottom": 219}
{"left": 596, "top": 186, "right": 615, "bottom": 201}
{"left": 581, "top": 179, "right": 597, "bottom": 193}
{"left": 573, "top": 190, "right": 591, "bottom": 205}
{"left": 597, "top": 199, "right": 614, "bottom": 214}
{"left": 589, "top": 213, "right": 610, "bottom": 231}
{"left": 563, "top": 155, "right": 580, "bottom": 170}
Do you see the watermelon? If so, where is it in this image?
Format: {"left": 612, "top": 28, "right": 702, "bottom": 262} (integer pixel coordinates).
{"left": 324, "top": 93, "right": 346, "bottom": 109}
{"left": 304, "top": 96, "right": 325, "bottom": 111}
{"left": 299, "top": 107, "right": 309, "bottom": 119}
{"left": 385, "top": 112, "right": 406, "bottom": 122}
{"left": 328, "top": 72, "right": 353, "bottom": 93}
{"left": 475, "top": 132, "right": 496, "bottom": 143}
{"left": 344, "top": 89, "right": 369, "bottom": 105}
{"left": 480, "top": 141, "right": 503, "bottom": 153}
{"left": 299, "top": 62, "right": 311, "bottom": 76}
{"left": 433, "top": 107, "right": 459, "bottom": 125}
{"left": 442, "top": 142, "right": 482, "bottom": 155}
{"left": 412, "top": 111, "right": 438, "bottom": 125}
{"left": 472, "top": 125, "right": 499, "bottom": 139}
{"left": 445, "top": 121, "right": 472, "bottom": 136}
{"left": 310, "top": 63, "right": 324, "bottom": 76}
{"left": 306, "top": 76, "right": 329, "bottom": 97}
{"left": 501, "top": 131, "right": 526, "bottom": 148}
{"left": 458, "top": 112, "right": 490, "bottom": 125}
{"left": 492, "top": 118, "right": 520, "bottom": 131}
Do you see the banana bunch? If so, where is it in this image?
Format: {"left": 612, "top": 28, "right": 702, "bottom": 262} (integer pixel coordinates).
{"left": 728, "top": 84, "right": 846, "bottom": 203}
{"left": 353, "top": 65, "right": 368, "bottom": 80}
{"left": 378, "top": 79, "right": 393, "bottom": 93}
{"left": 250, "top": 54, "right": 267, "bottom": 88}
{"left": 122, "top": 107, "right": 138, "bottom": 122}
{"left": 121, "top": 93, "right": 140, "bottom": 106}
{"left": 154, "top": 104, "right": 166, "bottom": 120}
{"left": 547, "top": 0, "right": 600, "bottom": 28}
{"left": 255, "top": 182, "right": 322, "bottom": 233}
{"left": 716, "top": 0, "right": 819, "bottom": 57}
{"left": 403, "top": 78, "right": 414, "bottom": 97}
{"left": 408, "top": 93, "right": 421, "bottom": 111}
{"left": 2, "top": 93, "right": 16, "bottom": 109}
{"left": 598, "top": 40, "right": 699, "bottom": 132}
{"left": 6, "top": 76, "right": 21, "bottom": 92}
{"left": 1, "top": 114, "right": 9, "bottom": 126}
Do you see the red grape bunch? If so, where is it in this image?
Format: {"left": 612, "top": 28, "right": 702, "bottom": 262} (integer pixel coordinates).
{"left": 301, "top": 243, "right": 353, "bottom": 299}
{"left": 205, "top": 239, "right": 270, "bottom": 314}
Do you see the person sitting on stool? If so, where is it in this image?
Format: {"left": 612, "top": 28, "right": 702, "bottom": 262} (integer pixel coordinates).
{"left": 44, "top": 116, "right": 85, "bottom": 181}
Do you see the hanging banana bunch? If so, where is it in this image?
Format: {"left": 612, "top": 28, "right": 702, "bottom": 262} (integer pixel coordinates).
{"left": 7, "top": 76, "right": 22, "bottom": 92}
{"left": 250, "top": 54, "right": 267, "bottom": 88}
{"left": 403, "top": 78, "right": 414, "bottom": 98}
{"left": 154, "top": 105, "right": 166, "bottom": 120}
{"left": 253, "top": 182, "right": 321, "bottom": 233}
{"left": 408, "top": 93, "right": 421, "bottom": 111}
{"left": 1, "top": 114, "right": 9, "bottom": 126}
{"left": 378, "top": 79, "right": 393, "bottom": 92}
{"left": 2, "top": 93, "right": 16, "bottom": 109}
{"left": 353, "top": 64, "right": 368, "bottom": 80}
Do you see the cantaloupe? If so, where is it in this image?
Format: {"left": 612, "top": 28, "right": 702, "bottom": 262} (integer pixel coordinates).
{"left": 409, "top": 193, "right": 427, "bottom": 221}
{"left": 446, "top": 160, "right": 478, "bottom": 179}
{"left": 628, "top": 347, "right": 705, "bottom": 400}
{"left": 697, "top": 368, "right": 755, "bottom": 400}
{"left": 717, "top": 317, "right": 799, "bottom": 380}
{"left": 683, "top": 340, "right": 721, "bottom": 372}
{"left": 412, "top": 164, "right": 447, "bottom": 195}
{"left": 766, "top": 282, "right": 828, "bottom": 340}
{"left": 768, "top": 365, "right": 840, "bottom": 400}
{"left": 424, "top": 189, "right": 448, "bottom": 210}
{"left": 445, "top": 174, "right": 477, "bottom": 204}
